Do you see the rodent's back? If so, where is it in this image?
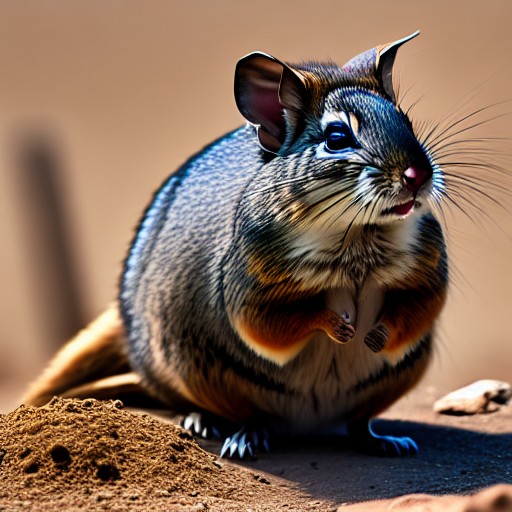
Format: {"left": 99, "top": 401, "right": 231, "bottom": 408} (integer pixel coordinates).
{"left": 120, "top": 126, "right": 262, "bottom": 388}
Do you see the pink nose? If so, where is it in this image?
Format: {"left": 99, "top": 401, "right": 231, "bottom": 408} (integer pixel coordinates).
{"left": 403, "top": 166, "right": 431, "bottom": 194}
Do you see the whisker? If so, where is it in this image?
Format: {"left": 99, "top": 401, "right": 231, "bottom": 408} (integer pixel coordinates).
{"left": 439, "top": 189, "right": 481, "bottom": 225}
{"left": 442, "top": 170, "right": 510, "bottom": 194}
{"left": 428, "top": 195, "right": 448, "bottom": 231}
{"left": 439, "top": 161, "right": 511, "bottom": 182}
{"left": 323, "top": 187, "right": 371, "bottom": 233}
{"left": 443, "top": 177, "right": 504, "bottom": 210}
{"left": 421, "top": 102, "right": 508, "bottom": 151}
{"left": 300, "top": 179, "right": 359, "bottom": 223}
{"left": 243, "top": 169, "right": 339, "bottom": 200}
{"left": 310, "top": 187, "right": 361, "bottom": 227}
{"left": 337, "top": 204, "right": 367, "bottom": 250}
{"left": 430, "top": 137, "right": 510, "bottom": 155}
{"left": 431, "top": 72, "right": 507, "bottom": 128}
{"left": 439, "top": 180, "right": 509, "bottom": 236}
{"left": 413, "top": 118, "right": 436, "bottom": 142}
{"left": 404, "top": 92, "right": 428, "bottom": 119}
{"left": 425, "top": 110, "right": 510, "bottom": 152}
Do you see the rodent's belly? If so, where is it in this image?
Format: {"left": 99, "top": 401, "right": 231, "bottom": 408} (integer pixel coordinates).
{"left": 253, "top": 333, "right": 391, "bottom": 434}
{"left": 169, "top": 332, "right": 395, "bottom": 435}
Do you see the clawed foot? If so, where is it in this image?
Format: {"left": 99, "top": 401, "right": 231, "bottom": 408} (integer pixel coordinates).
{"left": 220, "top": 425, "right": 271, "bottom": 459}
{"left": 357, "top": 432, "right": 418, "bottom": 457}
{"left": 348, "top": 419, "right": 418, "bottom": 457}
{"left": 182, "top": 412, "right": 272, "bottom": 459}
{"left": 364, "top": 323, "right": 390, "bottom": 352}
{"left": 181, "top": 411, "right": 231, "bottom": 440}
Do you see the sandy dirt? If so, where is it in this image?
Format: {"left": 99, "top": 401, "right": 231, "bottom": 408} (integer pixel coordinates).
{"left": 0, "top": 387, "right": 511, "bottom": 511}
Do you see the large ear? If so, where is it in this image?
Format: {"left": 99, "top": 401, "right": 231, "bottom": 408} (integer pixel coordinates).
{"left": 342, "top": 31, "right": 420, "bottom": 103}
{"left": 235, "top": 52, "right": 307, "bottom": 153}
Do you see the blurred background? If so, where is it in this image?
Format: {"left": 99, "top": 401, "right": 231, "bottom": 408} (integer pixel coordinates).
{"left": 0, "top": 1, "right": 511, "bottom": 413}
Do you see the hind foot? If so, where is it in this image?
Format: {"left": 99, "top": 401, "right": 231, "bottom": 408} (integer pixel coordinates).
{"left": 181, "top": 411, "right": 235, "bottom": 440}
{"left": 220, "top": 425, "right": 271, "bottom": 460}
{"left": 347, "top": 418, "right": 418, "bottom": 457}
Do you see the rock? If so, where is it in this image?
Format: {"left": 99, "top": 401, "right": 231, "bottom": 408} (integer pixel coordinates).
{"left": 434, "top": 380, "right": 512, "bottom": 415}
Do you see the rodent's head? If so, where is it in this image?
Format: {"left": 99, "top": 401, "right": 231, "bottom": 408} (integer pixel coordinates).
{"left": 235, "top": 32, "right": 442, "bottom": 227}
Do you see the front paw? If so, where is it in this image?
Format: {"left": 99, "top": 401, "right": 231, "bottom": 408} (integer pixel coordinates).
{"left": 364, "top": 323, "right": 390, "bottom": 352}
{"left": 331, "top": 314, "right": 356, "bottom": 344}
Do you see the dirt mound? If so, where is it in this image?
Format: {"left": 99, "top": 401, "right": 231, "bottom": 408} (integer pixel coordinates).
{"left": 0, "top": 397, "right": 301, "bottom": 511}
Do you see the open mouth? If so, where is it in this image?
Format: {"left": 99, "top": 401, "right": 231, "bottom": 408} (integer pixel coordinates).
{"left": 382, "top": 199, "right": 418, "bottom": 217}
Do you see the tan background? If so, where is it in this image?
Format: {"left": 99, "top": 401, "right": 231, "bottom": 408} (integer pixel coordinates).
{"left": 0, "top": 1, "right": 510, "bottom": 413}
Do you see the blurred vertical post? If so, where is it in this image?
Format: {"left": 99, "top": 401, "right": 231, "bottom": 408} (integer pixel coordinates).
{"left": 13, "top": 130, "right": 85, "bottom": 351}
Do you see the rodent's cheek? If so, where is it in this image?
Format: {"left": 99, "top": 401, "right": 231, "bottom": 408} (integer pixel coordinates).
{"left": 355, "top": 167, "right": 380, "bottom": 200}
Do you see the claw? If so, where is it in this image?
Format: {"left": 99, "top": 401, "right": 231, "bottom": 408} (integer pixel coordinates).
{"left": 348, "top": 419, "right": 419, "bottom": 457}
{"left": 228, "top": 441, "right": 239, "bottom": 458}
{"left": 376, "top": 434, "right": 418, "bottom": 456}
{"left": 181, "top": 411, "right": 227, "bottom": 440}
{"left": 194, "top": 414, "right": 201, "bottom": 434}
{"left": 365, "top": 433, "right": 418, "bottom": 457}
{"left": 250, "top": 429, "right": 258, "bottom": 447}
{"left": 220, "top": 437, "right": 231, "bottom": 458}
{"left": 182, "top": 415, "right": 194, "bottom": 431}
{"left": 238, "top": 432, "right": 247, "bottom": 458}
{"left": 219, "top": 425, "right": 272, "bottom": 459}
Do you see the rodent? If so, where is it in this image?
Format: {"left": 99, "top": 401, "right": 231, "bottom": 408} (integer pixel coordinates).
{"left": 24, "top": 31, "right": 448, "bottom": 458}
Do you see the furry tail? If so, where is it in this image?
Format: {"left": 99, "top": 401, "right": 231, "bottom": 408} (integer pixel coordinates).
{"left": 23, "top": 304, "right": 141, "bottom": 406}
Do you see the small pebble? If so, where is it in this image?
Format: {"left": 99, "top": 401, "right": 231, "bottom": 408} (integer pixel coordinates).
{"left": 434, "top": 379, "right": 512, "bottom": 415}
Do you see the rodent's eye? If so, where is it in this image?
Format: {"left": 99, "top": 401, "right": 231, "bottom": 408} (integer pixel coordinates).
{"left": 324, "top": 121, "right": 358, "bottom": 152}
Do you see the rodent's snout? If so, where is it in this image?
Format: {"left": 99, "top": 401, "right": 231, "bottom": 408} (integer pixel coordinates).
{"left": 403, "top": 166, "right": 432, "bottom": 195}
